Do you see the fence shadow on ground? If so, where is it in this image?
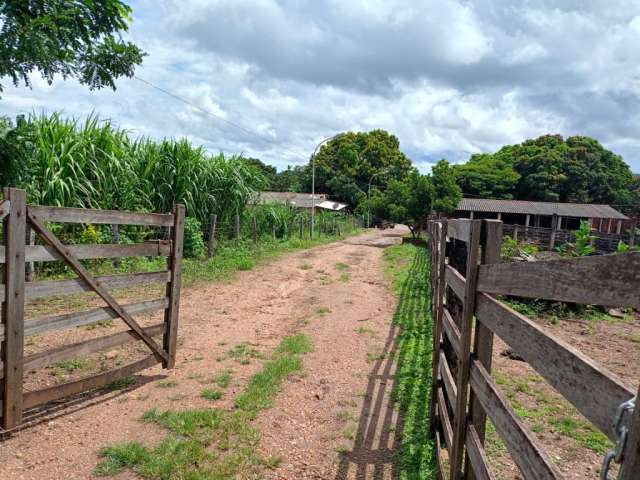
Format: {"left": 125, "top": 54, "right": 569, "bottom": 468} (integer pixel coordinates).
{"left": 1, "top": 371, "right": 165, "bottom": 438}
{"left": 334, "top": 246, "right": 436, "bottom": 480}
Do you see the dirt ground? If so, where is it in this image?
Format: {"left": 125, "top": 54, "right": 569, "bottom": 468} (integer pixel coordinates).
{"left": 0, "top": 227, "right": 408, "bottom": 480}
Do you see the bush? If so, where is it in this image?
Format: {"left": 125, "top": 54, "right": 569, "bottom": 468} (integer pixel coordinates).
{"left": 183, "top": 217, "right": 206, "bottom": 258}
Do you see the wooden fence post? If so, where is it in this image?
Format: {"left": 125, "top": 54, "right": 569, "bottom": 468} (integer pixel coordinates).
{"left": 429, "top": 221, "right": 448, "bottom": 435}
{"left": 2, "top": 188, "right": 26, "bottom": 429}
{"left": 619, "top": 385, "right": 640, "bottom": 479}
{"left": 464, "top": 219, "right": 502, "bottom": 480}
{"left": 112, "top": 224, "right": 121, "bottom": 268}
{"left": 207, "top": 214, "right": 217, "bottom": 258}
{"left": 252, "top": 217, "right": 258, "bottom": 246}
{"left": 549, "top": 214, "right": 559, "bottom": 250}
{"left": 25, "top": 223, "right": 35, "bottom": 282}
{"left": 450, "top": 220, "right": 482, "bottom": 480}
{"left": 234, "top": 213, "right": 240, "bottom": 240}
{"left": 163, "top": 204, "right": 185, "bottom": 369}
{"left": 630, "top": 221, "right": 636, "bottom": 247}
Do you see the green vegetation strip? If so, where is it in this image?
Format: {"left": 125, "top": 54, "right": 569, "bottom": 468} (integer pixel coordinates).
{"left": 383, "top": 244, "right": 436, "bottom": 479}
{"left": 95, "top": 334, "right": 313, "bottom": 478}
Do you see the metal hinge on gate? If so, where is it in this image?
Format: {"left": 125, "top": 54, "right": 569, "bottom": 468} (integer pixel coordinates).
{"left": 601, "top": 396, "right": 636, "bottom": 479}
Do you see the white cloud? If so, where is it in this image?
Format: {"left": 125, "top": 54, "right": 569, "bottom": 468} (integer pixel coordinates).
{"left": 1, "top": 0, "right": 640, "bottom": 173}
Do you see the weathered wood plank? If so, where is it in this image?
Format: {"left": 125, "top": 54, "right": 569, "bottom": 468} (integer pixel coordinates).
{"left": 467, "top": 219, "right": 503, "bottom": 479}
{"left": 445, "top": 264, "right": 465, "bottom": 301}
{"left": 2, "top": 242, "right": 171, "bottom": 264}
{"left": 465, "top": 424, "right": 496, "bottom": 480}
{"left": 450, "top": 219, "right": 482, "bottom": 480}
{"left": 28, "top": 205, "right": 174, "bottom": 227}
{"left": 442, "top": 308, "right": 462, "bottom": 359}
{"left": 447, "top": 219, "right": 471, "bottom": 242}
{"left": 438, "top": 387, "right": 454, "bottom": 451}
{"left": 28, "top": 211, "right": 169, "bottom": 363}
{"left": 619, "top": 385, "right": 640, "bottom": 479}
{"left": 17, "top": 298, "right": 169, "bottom": 340}
{"left": 21, "top": 323, "right": 165, "bottom": 375}
{"left": 0, "top": 199, "right": 9, "bottom": 221}
{"left": 23, "top": 355, "right": 158, "bottom": 409}
{"left": 435, "top": 425, "right": 448, "bottom": 480}
{"left": 2, "top": 188, "right": 26, "bottom": 429}
{"left": 476, "top": 293, "right": 634, "bottom": 440}
{"left": 477, "top": 252, "right": 640, "bottom": 308}
{"left": 163, "top": 204, "right": 185, "bottom": 369}
{"left": 20, "top": 271, "right": 169, "bottom": 302}
{"left": 440, "top": 351, "right": 458, "bottom": 407}
{"left": 469, "top": 360, "right": 563, "bottom": 480}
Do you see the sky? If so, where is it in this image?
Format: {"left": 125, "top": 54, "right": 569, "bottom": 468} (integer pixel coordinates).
{"left": 2, "top": 0, "right": 640, "bottom": 173}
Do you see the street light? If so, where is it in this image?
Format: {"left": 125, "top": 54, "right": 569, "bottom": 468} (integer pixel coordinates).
{"left": 367, "top": 169, "right": 391, "bottom": 228}
{"left": 311, "top": 133, "right": 346, "bottom": 239}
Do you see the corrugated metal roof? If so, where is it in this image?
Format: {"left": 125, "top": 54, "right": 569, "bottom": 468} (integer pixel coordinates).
{"left": 316, "top": 200, "right": 348, "bottom": 211}
{"left": 457, "top": 198, "right": 628, "bottom": 219}
{"left": 255, "top": 191, "right": 327, "bottom": 208}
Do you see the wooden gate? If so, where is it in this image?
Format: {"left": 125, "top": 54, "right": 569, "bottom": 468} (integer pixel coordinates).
{"left": 428, "top": 218, "right": 640, "bottom": 479}
{"left": 1, "top": 188, "right": 185, "bottom": 430}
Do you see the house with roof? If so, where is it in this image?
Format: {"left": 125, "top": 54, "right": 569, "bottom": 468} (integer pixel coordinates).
{"left": 254, "top": 191, "right": 349, "bottom": 212}
{"left": 453, "top": 198, "right": 629, "bottom": 234}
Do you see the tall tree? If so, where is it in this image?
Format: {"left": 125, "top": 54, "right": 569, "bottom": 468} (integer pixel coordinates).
{"left": 312, "top": 129, "right": 414, "bottom": 208}
{"left": 454, "top": 153, "right": 520, "bottom": 199}
{"left": 431, "top": 159, "right": 462, "bottom": 214}
{"left": 0, "top": 0, "right": 145, "bottom": 93}
{"left": 367, "top": 170, "right": 434, "bottom": 237}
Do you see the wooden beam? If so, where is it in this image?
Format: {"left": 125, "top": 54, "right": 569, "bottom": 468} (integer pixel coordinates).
{"left": 163, "top": 204, "right": 185, "bottom": 368}
{"left": 447, "top": 219, "right": 472, "bottom": 242}
{"left": 27, "top": 211, "right": 169, "bottom": 363}
{"left": 2, "top": 188, "right": 26, "bottom": 429}
{"left": 9, "top": 298, "right": 169, "bottom": 340}
{"left": 619, "top": 385, "right": 640, "bottom": 479}
{"left": 23, "top": 355, "right": 158, "bottom": 409}
{"left": 0, "top": 199, "right": 10, "bottom": 221}
{"left": 440, "top": 351, "right": 458, "bottom": 406}
{"left": 445, "top": 265, "right": 466, "bottom": 301}
{"left": 28, "top": 205, "right": 174, "bottom": 227}
{"left": 19, "top": 323, "right": 165, "bottom": 375}
{"left": 477, "top": 252, "right": 640, "bottom": 308}
{"left": 476, "top": 293, "right": 634, "bottom": 440}
{"left": 442, "top": 308, "right": 462, "bottom": 359}
{"left": 469, "top": 360, "right": 562, "bottom": 480}
{"left": 465, "top": 425, "right": 496, "bottom": 480}
{"left": 450, "top": 220, "right": 481, "bottom": 480}
{"left": 438, "top": 387, "right": 454, "bottom": 451}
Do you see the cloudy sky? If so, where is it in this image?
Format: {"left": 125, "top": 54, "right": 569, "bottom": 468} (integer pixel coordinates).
{"left": 3, "top": 0, "right": 640, "bottom": 172}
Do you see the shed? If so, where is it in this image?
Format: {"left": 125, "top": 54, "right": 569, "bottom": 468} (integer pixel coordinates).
{"left": 454, "top": 198, "right": 629, "bottom": 233}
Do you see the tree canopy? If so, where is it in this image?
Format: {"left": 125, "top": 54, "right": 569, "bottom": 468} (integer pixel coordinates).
{"left": 311, "top": 129, "right": 414, "bottom": 207}
{"left": 453, "top": 134, "right": 636, "bottom": 205}
{"left": 0, "top": 0, "right": 145, "bottom": 93}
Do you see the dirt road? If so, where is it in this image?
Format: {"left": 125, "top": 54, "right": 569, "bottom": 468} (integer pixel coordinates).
{"left": 1, "top": 227, "right": 408, "bottom": 480}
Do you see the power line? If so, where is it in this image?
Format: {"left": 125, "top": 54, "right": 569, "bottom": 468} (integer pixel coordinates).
{"left": 133, "top": 75, "right": 309, "bottom": 161}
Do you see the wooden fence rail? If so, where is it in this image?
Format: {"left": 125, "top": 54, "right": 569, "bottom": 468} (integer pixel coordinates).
{"left": 428, "top": 218, "right": 640, "bottom": 480}
{"left": 1, "top": 188, "right": 185, "bottom": 430}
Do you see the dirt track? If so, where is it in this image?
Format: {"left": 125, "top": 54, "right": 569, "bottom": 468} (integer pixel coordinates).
{"left": 0, "top": 227, "right": 408, "bottom": 480}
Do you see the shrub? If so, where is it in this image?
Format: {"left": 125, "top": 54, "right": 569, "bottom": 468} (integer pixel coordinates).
{"left": 183, "top": 217, "right": 206, "bottom": 258}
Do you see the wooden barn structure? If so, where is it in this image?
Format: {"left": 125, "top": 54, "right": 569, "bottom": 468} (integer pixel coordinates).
{"left": 454, "top": 198, "right": 629, "bottom": 234}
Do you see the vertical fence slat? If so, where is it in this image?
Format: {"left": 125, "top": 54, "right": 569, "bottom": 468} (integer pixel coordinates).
{"left": 619, "top": 385, "right": 640, "bottom": 479}
{"left": 465, "top": 220, "right": 502, "bottom": 480}
{"left": 207, "top": 214, "right": 217, "bottom": 258}
{"left": 2, "top": 188, "right": 26, "bottom": 429}
{"left": 450, "top": 220, "right": 482, "bottom": 480}
{"left": 163, "top": 204, "right": 185, "bottom": 369}
{"left": 430, "top": 221, "right": 447, "bottom": 435}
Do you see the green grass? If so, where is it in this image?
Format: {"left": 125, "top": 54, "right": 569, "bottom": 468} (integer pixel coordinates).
{"left": 155, "top": 380, "right": 178, "bottom": 389}
{"left": 339, "top": 272, "right": 351, "bottom": 282}
{"left": 201, "top": 388, "right": 223, "bottom": 401}
{"left": 225, "top": 343, "right": 264, "bottom": 364}
{"left": 382, "top": 244, "right": 436, "bottom": 479}
{"left": 335, "top": 262, "right": 350, "bottom": 271}
{"left": 316, "top": 307, "right": 331, "bottom": 316}
{"left": 105, "top": 376, "right": 136, "bottom": 391}
{"left": 211, "top": 369, "right": 234, "bottom": 388}
{"left": 52, "top": 357, "right": 90, "bottom": 375}
{"left": 96, "top": 334, "right": 313, "bottom": 478}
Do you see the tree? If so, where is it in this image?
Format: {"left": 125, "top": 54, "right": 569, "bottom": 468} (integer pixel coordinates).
{"left": 244, "top": 157, "right": 277, "bottom": 190}
{"left": 368, "top": 170, "right": 434, "bottom": 237}
{"left": 311, "top": 129, "right": 414, "bottom": 208}
{"left": 431, "top": 159, "right": 462, "bottom": 215}
{"left": 0, "top": 0, "right": 145, "bottom": 93}
{"left": 454, "top": 153, "right": 520, "bottom": 199}
{"left": 458, "top": 134, "right": 635, "bottom": 204}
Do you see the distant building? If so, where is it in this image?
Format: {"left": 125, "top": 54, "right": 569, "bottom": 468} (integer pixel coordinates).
{"left": 254, "top": 191, "right": 348, "bottom": 212}
{"left": 453, "top": 198, "right": 629, "bottom": 234}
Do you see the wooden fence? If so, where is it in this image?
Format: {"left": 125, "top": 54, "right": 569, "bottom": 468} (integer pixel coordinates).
{"left": 1, "top": 188, "right": 185, "bottom": 430}
{"left": 503, "top": 223, "right": 636, "bottom": 253}
{"left": 428, "top": 218, "right": 640, "bottom": 479}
